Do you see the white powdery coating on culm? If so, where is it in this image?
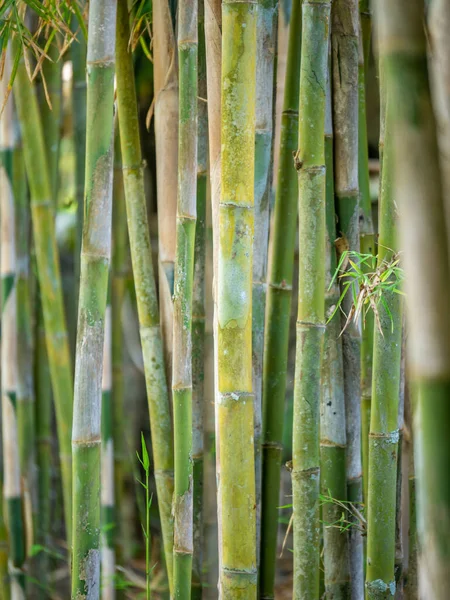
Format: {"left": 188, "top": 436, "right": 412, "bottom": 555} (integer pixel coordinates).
{"left": 102, "top": 305, "right": 112, "bottom": 391}
{"left": 101, "top": 438, "right": 114, "bottom": 507}
{"left": 101, "top": 545, "right": 116, "bottom": 600}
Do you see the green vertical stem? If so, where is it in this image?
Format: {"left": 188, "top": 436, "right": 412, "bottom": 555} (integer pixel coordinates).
{"left": 260, "top": 0, "right": 301, "bottom": 595}
{"left": 331, "top": 1, "right": 363, "bottom": 596}
{"left": 115, "top": 0, "right": 174, "bottom": 591}
{"left": 358, "top": 0, "right": 374, "bottom": 506}
{"left": 71, "top": 0, "right": 117, "bottom": 595}
{"left": 253, "top": 0, "right": 277, "bottom": 563}
{"left": 192, "top": 2, "right": 207, "bottom": 594}
{"left": 172, "top": 0, "right": 198, "bottom": 592}
{"left": 13, "top": 40, "right": 74, "bottom": 543}
{"left": 365, "top": 94, "right": 403, "bottom": 600}
{"left": 219, "top": 0, "right": 257, "bottom": 595}
{"left": 101, "top": 297, "right": 116, "bottom": 599}
{"left": 320, "top": 54, "right": 351, "bottom": 600}
{"left": 292, "top": 2, "right": 329, "bottom": 597}
{"left": 374, "top": 0, "right": 450, "bottom": 597}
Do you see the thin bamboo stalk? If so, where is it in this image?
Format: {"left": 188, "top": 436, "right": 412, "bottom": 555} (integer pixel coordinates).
{"left": 218, "top": 0, "right": 257, "bottom": 594}
{"left": 260, "top": 0, "right": 301, "bottom": 594}
{"left": 1, "top": 54, "right": 26, "bottom": 596}
{"left": 13, "top": 40, "right": 74, "bottom": 541}
{"left": 115, "top": 0, "right": 174, "bottom": 590}
{"left": 365, "top": 93, "right": 403, "bottom": 600}
{"left": 101, "top": 297, "right": 115, "bottom": 599}
{"left": 331, "top": 2, "right": 364, "bottom": 596}
{"left": 374, "top": 0, "right": 450, "bottom": 597}
{"left": 71, "top": 0, "right": 117, "bottom": 594}
{"left": 292, "top": 2, "right": 329, "bottom": 597}
{"left": 253, "top": 0, "right": 277, "bottom": 561}
{"left": 320, "top": 53, "right": 351, "bottom": 600}
{"left": 0, "top": 435, "right": 9, "bottom": 600}
{"left": 192, "top": 2, "right": 207, "bottom": 593}
{"left": 153, "top": 0, "right": 178, "bottom": 377}
{"left": 358, "top": 0, "right": 374, "bottom": 505}
{"left": 172, "top": 0, "right": 198, "bottom": 593}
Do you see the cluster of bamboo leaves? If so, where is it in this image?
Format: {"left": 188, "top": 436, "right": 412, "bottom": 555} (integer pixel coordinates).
{"left": 0, "top": 0, "right": 448, "bottom": 599}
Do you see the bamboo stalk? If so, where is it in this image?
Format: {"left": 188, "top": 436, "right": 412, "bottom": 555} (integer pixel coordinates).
{"left": 192, "top": 2, "right": 207, "bottom": 593}
{"left": 320, "top": 52, "right": 351, "bottom": 600}
{"left": 292, "top": 2, "right": 329, "bottom": 597}
{"left": 260, "top": 0, "right": 301, "bottom": 594}
{"left": 13, "top": 40, "right": 74, "bottom": 541}
{"left": 358, "top": 0, "right": 375, "bottom": 505}
{"left": 172, "top": 0, "right": 198, "bottom": 592}
{"left": 71, "top": 0, "right": 117, "bottom": 594}
{"left": 365, "top": 93, "right": 404, "bottom": 600}
{"left": 1, "top": 54, "right": 26, "bottom": 598}
{"left": 153, "top": 0, "right": 178, "bottom": 377}
{"left": 374, "top": 0, "right": 450, "bottom": 597}
{"left": 253, "top": 0, "right": 277, "bottom": 561}
{"left": 102, "top": 297, "right": 116, "bottom": 599}
{"left": 0, "top": 426, "right": 9, "bottom": 600}
{"left": 331, "top": 2, "right": 364, "bottom": 596}
{"left": 218, "top": 0, "right": 257, "bottom": 594}
{"left": 115, "top": 0, "right": 175, "bottom": 590}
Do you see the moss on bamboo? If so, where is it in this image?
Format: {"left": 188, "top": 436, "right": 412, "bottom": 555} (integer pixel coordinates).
{"left": 260, "top": 0, "right": 301, "bottom": 595}
{"left": 219, "top": 0, "right": 257, "bottom": 595}
{"left": 115, "top": 0, "right": 175, "bottom": 589}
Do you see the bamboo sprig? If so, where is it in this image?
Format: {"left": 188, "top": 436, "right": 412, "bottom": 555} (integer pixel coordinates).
{"left": 219, "top": 0, "right": 258, "bottom": 594}
{"left": 12, "top": 38, "right": 74, "bottom": 542}
{"left": 71, "top": 0, "right": 117, "bottom": 594}
{"left": 260, "top": 0, "right": 301, "bottom": 594}
{"left": 115, "top": 0, "right": 174, "bottom": 590}
{"left": 101, "top": 297, "right": 116, "bottom": 599}
{"left": 0, "top": 53, "right": 26, "bottom": 596}
{"left": 320, "top": 58, "right": 351, "bottom": 600}
{"left": 192, "top": 1, "right": 207, "bottom": 594}
{"left": 172, "top": 0, "right": 198, "bottom": 591}
{"left": 374, "top": 0, "right": 450, "bottom": 597}
{"left": 331, "top": 1, "right": 364, "bottom": 594}
{"left": 365, "top": 93, "right": 404, "bottom": 600}
{"left": 292, "top": 2, "right": 329, "bottom": 597}
{"left": 253, "top": 0, "right": 277, "bottom": 561}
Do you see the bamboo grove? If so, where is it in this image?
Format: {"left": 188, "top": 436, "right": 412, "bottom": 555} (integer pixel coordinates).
{"left": 0, "top": 0, "right": 448, "bottom": 598}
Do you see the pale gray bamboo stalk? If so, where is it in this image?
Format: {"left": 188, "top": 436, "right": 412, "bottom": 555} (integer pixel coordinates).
{"left": 331, "top": 1, "right": 363, "bottom": 597}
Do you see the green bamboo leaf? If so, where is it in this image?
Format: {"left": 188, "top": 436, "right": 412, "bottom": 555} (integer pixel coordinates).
{"left": 141, "top": 432, "right": 150, "bottom": 472}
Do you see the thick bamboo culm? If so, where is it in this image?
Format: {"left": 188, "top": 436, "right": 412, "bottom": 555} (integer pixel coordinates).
{"left": 71, "top": 0, "right": 117, "bottom": 594}
{"left": 260, "top": 0, "right": 301, "bottom": 595}
{"left": 115, "top": 0, "right": 175, "bottom": 590}
{"left": 172, "top": 0, "right": 198, "bottom": 592}
{"left": 320, "top": 53, "right": 351, "bottom": 600}
{"left": 13, "top": 40, "right": 74, "bottom": 540}
{"left": 292, "top": 2, "right": 329, "bottom": 597}
{"left": 374, "top": 0, "right": 450, "bottom": 597}
{"left": 218, "top": 0, "right": 257, "bottom": 595}
{"left": 331, "top": 1, "right": 364, "bottom": 595}
{"left": 0, "top": 54, "right": 26, "bottom": 597}
{"left": 253, "top": 0, "right": 277, "bottom": 559}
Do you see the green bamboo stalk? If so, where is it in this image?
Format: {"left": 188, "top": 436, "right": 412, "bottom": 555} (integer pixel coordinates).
{"left": 292, "top": 2, "right": 329, "bottom": 597}
{"left": 365, "top": 93, "right": 403, "bottom": 600}
{"left": 101, "top": 296, "right": 116, "bottom": 599}
{"left": 331, "top": 2, "right": 364, "bottom": 595}
{"left": 219, "top": 0, "right": 257, "bottom": 594}
{"left": 0, "top": 433, "right": 9, "bottom": 600}
{"left": 260, "top": 0, "right": 301, "bottom": 594}
{"left": 13, "top": 40, "right": 74, "bottom": 541}
{"left": 71, "top": 0, "right": 117, "bottom": 594}
{"left": 374, "top": 0, "right": 450, "bottom": 597}
{"left": 40, "top": 39, "right": 62, "bottom": 209}
{"left": 1, "top": 56, "right": 26, "bottom": 596}
{"left": 111, "top": 125, "right": 133, "bottom": 566}
{"left": 115, "top": 0, "right": 174, "bottom": 591}
{"left": 172, "top": 0, "right": 198, "bottom": 591}
{"left": 192, "top": 2, "right": 207, "bottom": 594}
{"left": 320, "top": 54, "right": 351, "bottom": 600}
{"left": 253, "top": 0, "right": 277, "bottom": 560}
{"left": 358, "top": 0, "right": 375, "bottom": 505}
